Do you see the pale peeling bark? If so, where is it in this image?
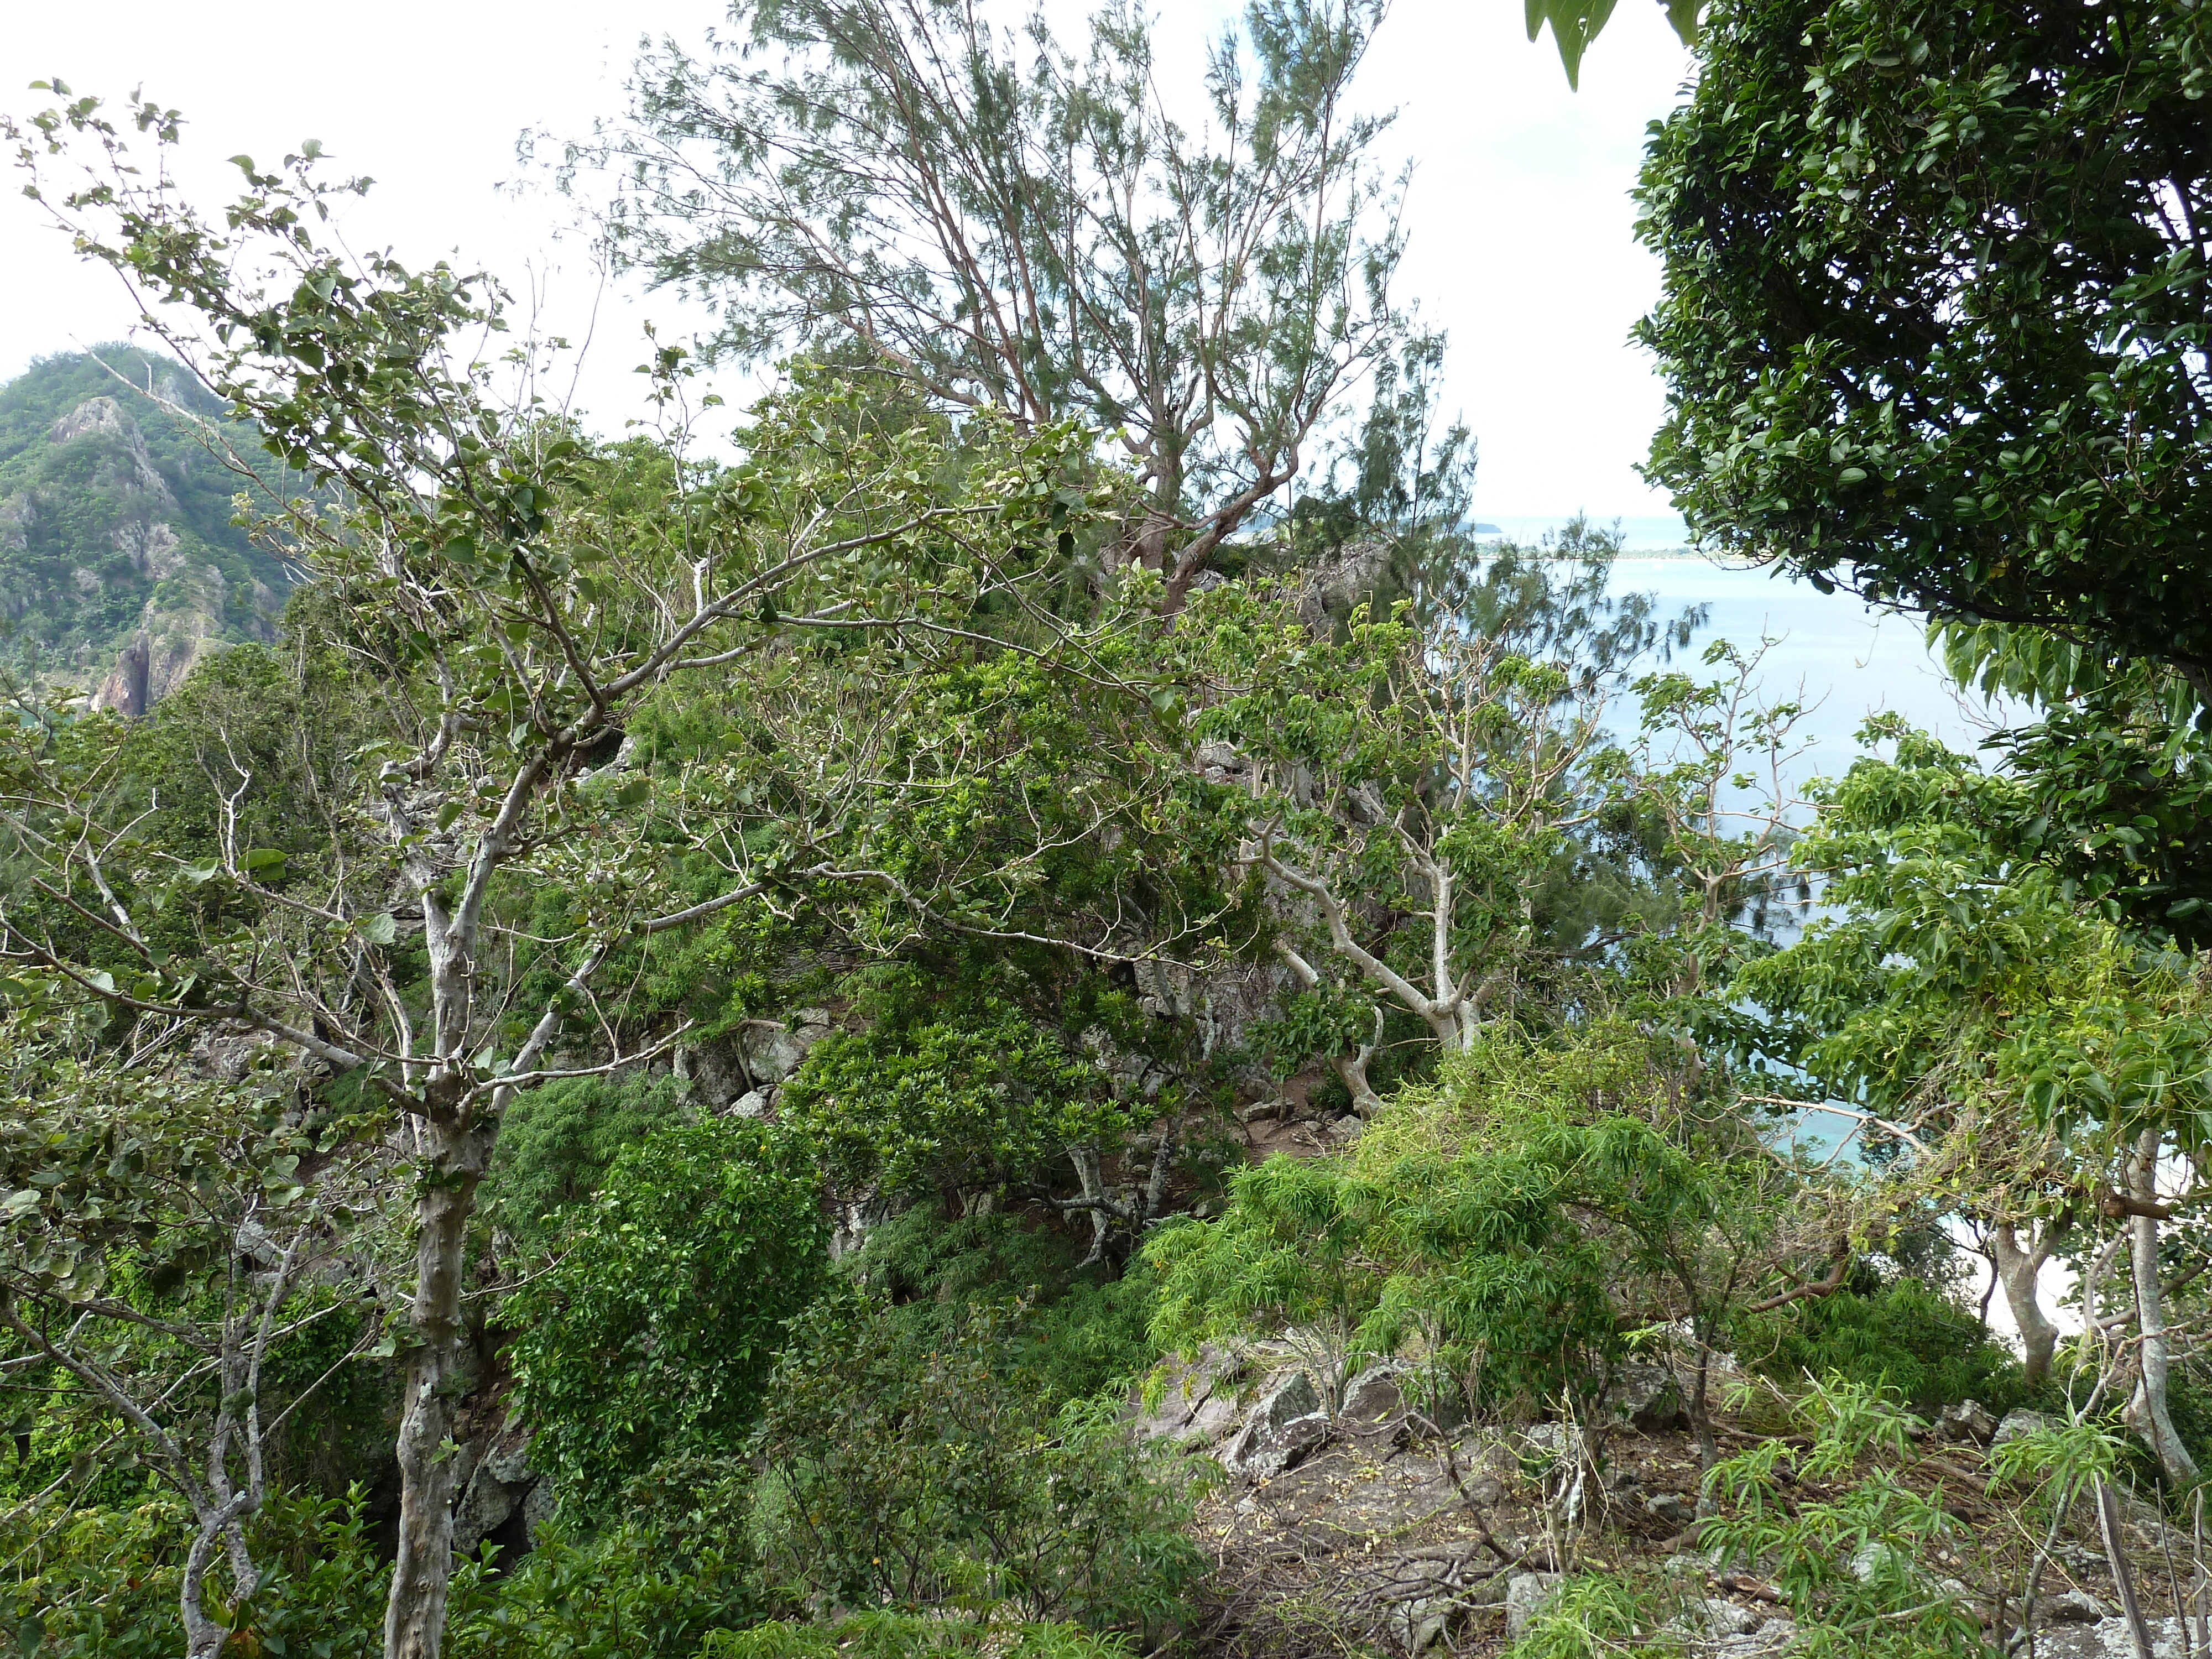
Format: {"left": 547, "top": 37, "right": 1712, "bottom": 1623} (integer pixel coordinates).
{"left": 1988, "top": 1222, "right": 2063, "bottom": 1386}
{"left": 2126, "top": 1131, "right": 2198, "bottom": 1485}
{"left": 382, "top": 1098, "right": 494, "bottom": 1659}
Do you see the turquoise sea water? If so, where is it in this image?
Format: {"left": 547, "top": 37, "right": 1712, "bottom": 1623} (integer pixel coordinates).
{"left": 1609, "top": 555, "right": 2025, "bottom": 789}
{"left": 1592, "top": 557, "right": 2052, "bottom": 1323}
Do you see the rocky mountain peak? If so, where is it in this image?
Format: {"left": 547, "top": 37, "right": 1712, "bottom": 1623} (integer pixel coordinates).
{"left": 1, "top": 352, "right": 295, "bottom": 709}
{"left": 47, "top": 393, "right": 180, "bottom": 506}
{"left": 47, "top": 394, "right": 134, "bottom": 445}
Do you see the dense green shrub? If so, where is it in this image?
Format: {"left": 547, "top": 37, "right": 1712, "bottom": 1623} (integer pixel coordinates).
{"left": 448, "top": 1514, "right": 763, "bottom": 1659}
{"left": 778, "top": 979, "right": 1123, "bottom": 1202}
{"left": 1150, "top": 1029, "right": 1827, "bottom": 1425}
{"left": 1699, "top": 1376, "right": 2001, "bottom": 1659}
{"left": 0, "top": 1489, "right": 385, "bottom": 1659}
{"left": 847, "top": 1203, "right": 1160, "bottom": 1404}
{"left": 705, "top": 1613, "right": 1130, "bottom": 1659}
{"left": 754, "top": 1293, "right": 1202, "bottom": 1632}
{"left": 508, "top": 1118, "right": 830, "bottom": 1506}
{"left": 1733, "top": 1275, "right": 2024, "bottom": 1413}
{"left": 481, "top": 1071, "right": 695, "bottom": 1252}
{"left": 0, "top": 1480, "right": 768, "bottom": 1659}
{"left": 1147, "top": 1135, "right": 1620, "bottom": 1417}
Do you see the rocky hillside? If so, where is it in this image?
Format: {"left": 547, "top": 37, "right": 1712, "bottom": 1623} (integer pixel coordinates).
{"left": 0, "top": 348, "right": 298, "bottom": 712}
{"left": 1134, "top": 1347, "right": 2194, "bottom": 1659}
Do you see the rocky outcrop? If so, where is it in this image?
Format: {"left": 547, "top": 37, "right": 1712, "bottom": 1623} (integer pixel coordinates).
{"left": 2033, "top": 1618, "right": 2200, "bottom": 1657}
{"left": 1129, "top": 1343, "right": 1253, "bottom": 1447}
{"left": 450, "top": 1430, "right": 555, "bottom": 1561}
{"left": 676, "top": 1010, "right": 840, "bottom": 1116}
{"left": 1992, "top": 1407, "right": 2053, "bottom": 1449}
{"left": 143, "top": 591, "right": 227, "bottom": 702}
{"left": 92, "top": 632, "right": 152, "bottom": 718}
{"left": 1296, "top": 535, "right": 1392, "bottom": 633}
{"left": 49, "top": 395, "right": 179, "bottom": 507}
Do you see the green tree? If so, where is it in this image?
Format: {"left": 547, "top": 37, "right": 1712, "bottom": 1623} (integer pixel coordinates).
{"left": 479, "top": 1071, "right": 692, "bottom": 1255}
{"left": 560, "top": 0, "right": 1407, "bottom": 606}
{"left": 4, "top": 89, "right": 1129, "bottom": 1659}
{"left": 1179, "top": 556, "right": 1697, "bottom": 1104}
{"left": 507, "top": 1118, "right": 827, "bottom": 1507}
{"left": 0, "top": 998, "right": 385, "bottom": 1659}
{"left": 1740, "top": 721, "right": 2212, "bottom": 1477}
{"left": 1636, "top": 0, "right": 2212, "bottom": 699}
{"left": 753, "top": 1293, "right": 1199, "bottom": 1631}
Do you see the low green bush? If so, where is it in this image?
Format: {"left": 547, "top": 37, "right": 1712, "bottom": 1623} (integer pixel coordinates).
{"left": 754, "top": 1292, "right": 1202, "bottom": 1633}
{"left": 481, "top": 1071, "right": 695, "bottom": 1253}
{"left": 0, "top": 1489, "right": 384, "bottom": 1659}
{"left": 448, "top": 1515, "right": 763, "bottom": 1659}
{"left": 846, "top": 1202, "right": 1160, "bottom": 1404}
{"left": 1, "top": 1481, "right": 766, "bottom": 1659}
{"left": 1733, "top": 1274, "right": 2024, "bottom": 1413}
{"left": 507, "top": 1117, "right": 830, "bottom": 1507}
{"left": 704, "top": 1613, "right": 1130, "bottom": 1659}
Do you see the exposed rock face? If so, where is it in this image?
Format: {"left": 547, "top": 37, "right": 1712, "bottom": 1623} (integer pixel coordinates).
{"left": 1939, "top": 1397, "right": 1998, "bottom": 1442}
{"left": 736, "top": 1009, "right": 836, "bottom": 1085}
{"left": 1992, "top": 1407, "right": 2054, "bottom": 1449}
{"left": 1610, "top": 1359, "right": 1688, "bottom": 1432}
{"left": 116, "top": 518, "right": 188, "bottom": 580}
{"left": 144, "top": 593, "right": 228, "bottom": 702}
{"left": 450, "top": 1431, "right": 554, "bottom": 1559}
{"left": 1226, "top": 1407, "right": 1332, "bottom": 1483}
{"left": 1296, "top": 535, "right": 1392, "bottom": 633}
{"left": 92, "top": 632, "right": 152, "bottom": 718}
{"left": 2033, "top": 1618, "right": 2198, "bottom": 1657}
{"left": 1130, "top": 1344, "right": 1251, "bottom": 1447}
{"left": 1339, "top": 1360, "right": 1411, "bottom": 1430}
{"left": 1504, "top": 1571, "right": 1562, "bottom": 1638}
{"left": 50, "top": 395, "right": 180, "bottom": 505}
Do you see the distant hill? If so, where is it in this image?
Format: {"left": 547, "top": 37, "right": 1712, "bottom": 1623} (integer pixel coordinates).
{"left": 0, "top": 348, "right": 300, "bottom": 712}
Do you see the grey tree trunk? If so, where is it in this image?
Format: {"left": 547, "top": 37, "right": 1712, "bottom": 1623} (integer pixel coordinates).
{"left": 2125, "top": 1129, "right": 2198, "bottom": 1486}
{"left": 383, "top": 1099, "right": 493, "bottom": 1659}
{"left": 1988, "top": 1223, "right": 2061, "bottom": 1386}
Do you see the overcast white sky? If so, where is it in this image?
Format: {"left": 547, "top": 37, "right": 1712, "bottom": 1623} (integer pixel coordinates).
{"left": 0, "top": 0, "right": 1695, "bottom": 520}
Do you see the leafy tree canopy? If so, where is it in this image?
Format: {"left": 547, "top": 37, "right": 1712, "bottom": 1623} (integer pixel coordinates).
{"left": 1637, "top": 0, "right": 2212, "bottom": 699}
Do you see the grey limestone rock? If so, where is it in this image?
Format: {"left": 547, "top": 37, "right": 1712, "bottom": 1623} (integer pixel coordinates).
{"left": 1991, "top": 1407, "right": 2054, "bottom": 1450}
{"left": 1939, "top": 1398, "right": 1998, "bottom": 1442}
{"left": 1610, "top": 1359, "right": 1688, "bottom": 1432}
{"left": 1504, "top": 1572, "right": 1562, "bottom": 1639}
{"left": 451, "top": 1468, "right": 519, "bottom": 1559}
{"left": 1229, "top": 1408, "right": 1331, "bottom": 1483}
{"left": 2039, "top": 1589, "right": 2109, "bottom": 1625}
{"left": 2031, "top": 1618, "right": 2194, "bottom": 1658}
{"left": 1675, "top": 1598, "right": 1765, "bottom": 1640}
{"left": 522, "top": 1473, "right": 557, "bottom": 1547}
{"left": 1338, "top": 1360, "right": 1408, "bottom": 1427}
{"left": 1256, "top": 1368, "right": 1321, "bottom": 1431}
{"left": 485, "top": 1437, "right": 535, "bottom": 1486}
{"left": 1129, "top": 1344, "right": 1248, "bottom": 1446}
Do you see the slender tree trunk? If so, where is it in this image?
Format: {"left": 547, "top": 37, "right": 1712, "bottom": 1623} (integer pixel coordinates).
{"left": 1686, "top": 1348, "right": 1719, "bottom": 1474}
{"left": 383, "top": 1094, "right": 494, "bottom": 1659}
{"left": 2126, "top": 1130, "right": 2198, "bottom": 1485}
{"left": 1989, "top": 1223, "right": 2060, "bottom": 1386}
{"left": 181, "top": 1525, "right": 233, "bottom": 1659}
{"left": 1333, "top": 1007, "right": 1386, "bottom": 1118}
